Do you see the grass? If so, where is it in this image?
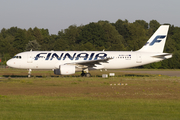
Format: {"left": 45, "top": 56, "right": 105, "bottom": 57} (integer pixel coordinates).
{"left": 0, "top": 96, "right": 180, "bottom": 120}
{"left": 0, "top": 68, "right": 180, "bottom": 119}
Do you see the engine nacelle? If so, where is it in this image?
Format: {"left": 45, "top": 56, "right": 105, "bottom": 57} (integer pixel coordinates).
{"left": 54, "top": 65, "right": 75, "bottom": 75}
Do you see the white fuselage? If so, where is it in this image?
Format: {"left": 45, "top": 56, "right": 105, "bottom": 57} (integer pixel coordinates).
{"left": 7, "top": 51, "right": 169, "bottom": 71}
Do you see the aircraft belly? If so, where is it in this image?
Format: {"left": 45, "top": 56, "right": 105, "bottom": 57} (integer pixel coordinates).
{"left": 102, "top": 59, "right": 124, "bottom": 69}
{"left": 35, "top": 61, "right": 55, "bottom": 69}
{"left": 103, "top": 58, "right": 138, "bottom": 69}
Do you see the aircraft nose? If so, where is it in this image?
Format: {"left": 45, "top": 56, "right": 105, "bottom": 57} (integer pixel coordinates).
{"left": 7, "top": 59, "right": 13, "bottom": 67}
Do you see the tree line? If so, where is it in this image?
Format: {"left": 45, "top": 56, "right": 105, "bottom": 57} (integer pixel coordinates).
{"left": 0, "top": 19, "right": 180, "bottom": 69}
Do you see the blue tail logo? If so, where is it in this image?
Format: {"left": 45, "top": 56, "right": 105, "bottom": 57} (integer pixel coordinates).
{"left": 149, "top": 35, "right": 166, "bottom": 46}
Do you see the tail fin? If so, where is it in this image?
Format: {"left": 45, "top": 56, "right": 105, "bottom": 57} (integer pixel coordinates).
{"left": 138, "top": 25, "right": 169, "bottom": 53}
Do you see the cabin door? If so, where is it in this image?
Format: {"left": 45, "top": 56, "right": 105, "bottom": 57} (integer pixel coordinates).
{"left": 27, "top": 53, "right": 33, "bottom": 63}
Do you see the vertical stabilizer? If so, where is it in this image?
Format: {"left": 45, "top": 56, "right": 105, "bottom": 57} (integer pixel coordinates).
{"left": 138, "top": 25, "right": 169, "bottom": 53}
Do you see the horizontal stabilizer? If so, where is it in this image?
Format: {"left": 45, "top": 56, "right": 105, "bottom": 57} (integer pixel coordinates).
{"left": 152, "top": 53, "right": 172, "bottom": 59}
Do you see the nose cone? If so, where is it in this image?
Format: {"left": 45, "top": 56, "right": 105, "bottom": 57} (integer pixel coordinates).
{"left": 7, "top": 59, "right": 13, "bottom": 68}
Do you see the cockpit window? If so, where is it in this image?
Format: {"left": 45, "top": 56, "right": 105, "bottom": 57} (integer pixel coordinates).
{"left": 13, "top": 56, "right": 22, "bottom": 59}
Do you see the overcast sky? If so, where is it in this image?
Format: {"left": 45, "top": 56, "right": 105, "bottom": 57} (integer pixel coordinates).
{"left": 0, "top": 0, "right": 179, "bottom": 34}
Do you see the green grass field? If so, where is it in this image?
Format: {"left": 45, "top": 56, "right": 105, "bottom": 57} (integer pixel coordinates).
{"left": 0, "top": 68, "right": 180, "bottom": 120}
{"left": 1, "top": 96, "right": 180, "bottom": 120}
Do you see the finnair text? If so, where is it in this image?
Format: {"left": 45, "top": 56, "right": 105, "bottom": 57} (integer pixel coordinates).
{"left": 34, "top": 53, "right": 107, "bottom": 61}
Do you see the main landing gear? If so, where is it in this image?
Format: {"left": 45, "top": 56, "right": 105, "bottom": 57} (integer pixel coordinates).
{"left": 81, "top": 69, "right": 91, "bottom": 77}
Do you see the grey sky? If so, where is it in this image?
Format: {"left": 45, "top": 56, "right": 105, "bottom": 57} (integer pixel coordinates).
{"left": 0, "top": 0, "right": 179, "bottom": 34}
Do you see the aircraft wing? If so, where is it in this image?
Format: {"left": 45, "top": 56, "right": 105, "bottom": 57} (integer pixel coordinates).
{"left": 66, "top": 57, "right": 112, "bottom": 68}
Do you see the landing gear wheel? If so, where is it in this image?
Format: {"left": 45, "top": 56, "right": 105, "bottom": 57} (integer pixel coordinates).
{"left": 81, "top": 71, "right": 91, "bottom": 77}
{"left": 85, "top": 73, "right": 91, "bottom": 77}
{"left": 81, "top": 71, "right": 86, "bottom": 77}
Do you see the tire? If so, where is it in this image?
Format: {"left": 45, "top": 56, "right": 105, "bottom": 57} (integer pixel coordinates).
{"left": 85, "top": 73, "right": 91, "bottom": 77}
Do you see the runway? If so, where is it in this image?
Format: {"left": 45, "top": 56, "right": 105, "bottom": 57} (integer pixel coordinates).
{"left": 119, "top": 70, "right": 180, "bottom": 77}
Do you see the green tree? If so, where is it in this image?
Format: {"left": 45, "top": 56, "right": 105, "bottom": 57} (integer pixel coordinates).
{"left": 63, "top": 25, "right": 80, "bottom": 44}
{"left": 13, "top": 29, "right": 27, "bottom": 53}
{"left": 25, "top": 40, "right": 41, "bottom": 51}
{"left": 98, "top": 21, "right": 125, "bottom": 51}
{"left": 79, "top": 42, "right": 95, "bottom": 51}
{"left": 1, "top": 28, "right": 7, "bottom": 38}
{"left": 170, "top": 27, "right": 180, "bottom": 51}
{"left": 165, "top": 51, "right": 180, "bottom": 68}
{"left": 27, "top": 28, "right": 35, "bottom": 41}
{"left": 126, "top": 22, "right": 148, "bottom": 51}
{"left": 53, "top": 38, "right": 69, "bottom": 51}
{"left": 149, "top": 20, "right": 160, "bottom": 34}
{"left": 77, "top": 22, "right": 106, "bottom": 48}
{"left": 134, "top": 20, "right": 148, "bottom": 29}
{"left": 41, "top": 28, "right": 49, "bottom": 37}
{"left": 62, "top": 25, "right": 82, "bottom": 50}
{"left": 114, "top": 19, "right": 129, "bottom": 40}
{"left": 7, "top": 27, "right": 19, "bottom": 36}
{"left": 33, "top": 27, "right": 43, "bottom": 44}
{"left": 142, "top": 62, "right": 162, "bottom": 69}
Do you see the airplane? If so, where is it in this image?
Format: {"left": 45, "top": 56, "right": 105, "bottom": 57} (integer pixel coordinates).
{"left": 7, "top": 25, "right": 172, "bottom": 77}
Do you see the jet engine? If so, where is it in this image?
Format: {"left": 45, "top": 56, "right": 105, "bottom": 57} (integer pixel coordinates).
{"left": 54, "top": 65, "right": 75, "bottom": 75}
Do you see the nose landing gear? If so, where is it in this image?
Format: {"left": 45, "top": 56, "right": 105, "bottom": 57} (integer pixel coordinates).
{"left": 28, "top": 69, "right": 32, "bottom": 77}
